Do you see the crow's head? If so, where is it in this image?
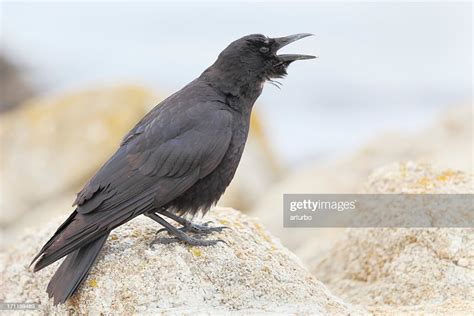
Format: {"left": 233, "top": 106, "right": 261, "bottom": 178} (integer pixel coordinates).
{"left": 211, "top": 33, "right": 315, "bottom": 82}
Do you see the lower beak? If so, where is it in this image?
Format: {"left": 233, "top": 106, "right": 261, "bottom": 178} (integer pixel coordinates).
{"left": 273, "top": 33, "right": 316, "bottom": 61}
{"left": 277, "top": 54, "right": 316, "bottom": 62}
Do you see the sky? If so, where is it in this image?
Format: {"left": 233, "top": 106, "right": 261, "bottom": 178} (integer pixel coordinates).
{"left": 2, "top": 1, "right": 472, "bottom": 166}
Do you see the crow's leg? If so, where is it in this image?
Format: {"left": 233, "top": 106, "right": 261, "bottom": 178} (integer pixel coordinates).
{"left": 155, "top": 208, "right": 230, "bottom": 235}
{"left": 145, "top": 212, "right": 225, "bottom": 246}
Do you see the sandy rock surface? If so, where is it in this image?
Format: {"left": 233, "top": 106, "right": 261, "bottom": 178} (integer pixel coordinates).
{"left": 308, "top": 162, "right": 474, "bottom": 315}
{"left": 0, "top": 208, "right": 358, "bottom": 315}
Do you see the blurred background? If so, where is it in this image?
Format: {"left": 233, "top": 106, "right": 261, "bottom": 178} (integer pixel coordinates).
{"left": 0, "top": 1, "right": 472, "bottom": 253}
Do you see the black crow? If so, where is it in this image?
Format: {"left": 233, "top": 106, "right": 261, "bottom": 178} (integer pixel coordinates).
{"left": 31, "top": 33, "right": 315, "bottom": 305}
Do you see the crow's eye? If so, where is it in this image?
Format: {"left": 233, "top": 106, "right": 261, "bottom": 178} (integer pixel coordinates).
{"left": 260, "top": 46, "right": 270, "bottom": 54}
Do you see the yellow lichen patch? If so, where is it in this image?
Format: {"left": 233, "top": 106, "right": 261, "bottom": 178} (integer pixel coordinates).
{"left": 88, "top": 279, "right": 97, "bottom": 288}
{"left": 234, "top": 249, "right": 245, "bottom": 259}
{"left": 218, "top": 219, "right": 230, "bottom": 226}
{"left": 189, "top": 247, "right": 202, "bottom": 257}
{"left": 253, "top": 223, "right": 271, "bottom": 243}
{"left": 436, "top": 170, "right": 456, "bottom": 182}
{"left": 131, "top": 229, "right": 140, "bottom": 238}
{"left": 110, "top": 234, "right": 118, "bottom": 241}
{"left": 231, "top": 221, "right": 243, "bottom": 229}
{"left": 399, "top": 162, "right": 407, "bottom": 178}
{"left": 414, "top": 176, "right": 433, "bottom": 188}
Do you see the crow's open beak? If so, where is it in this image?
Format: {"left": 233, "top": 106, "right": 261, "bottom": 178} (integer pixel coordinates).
{"left": 273, "top": 33, "right": 316, "bottom": 62}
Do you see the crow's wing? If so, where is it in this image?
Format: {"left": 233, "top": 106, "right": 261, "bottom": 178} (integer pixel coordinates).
{"left": 75, "top": 100, "right": 233, "bottom": 214}
{"left": 32, "top": 100, "right": 233, "bottom": 270}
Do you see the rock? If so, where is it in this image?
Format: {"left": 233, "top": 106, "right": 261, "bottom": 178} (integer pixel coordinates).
{"left": 364, "top": 161, "right": 472, "bottom": 194}
{"left": 251, "top": 104, "right": 473, "bottom": 252}
{"left": 0, "top": 55, "right": 34, "bottom": 112}
{"left": 0, "top": 85, "right": 157, "bottom": 229}
{"left": 307, "top": 162, "right": 474, "bottom": 314}
{"left": 0, "top": 208, "right": 359, "bottom": 314}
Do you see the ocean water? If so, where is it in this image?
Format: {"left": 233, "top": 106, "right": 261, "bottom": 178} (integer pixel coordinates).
{"left": 2, "top": 1, "right": 471, "bottom": 166}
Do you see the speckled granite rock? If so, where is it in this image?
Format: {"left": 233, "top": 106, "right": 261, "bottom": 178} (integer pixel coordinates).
{"left": 308, "top": 162, "right": 474, "bottom": 315}
{"left": 0, "top": 208, "right": 359, "bottom": 315}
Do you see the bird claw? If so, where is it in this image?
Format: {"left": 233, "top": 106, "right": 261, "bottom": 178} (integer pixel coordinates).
{"left": 149, "top": 214, "right": 229, "bottom": 247}
{"left": 184, "top": 223, "right": 230, "bottom": 235}
{"left": 154, "top": 228, "right": 168, "bottom": 236}
{"left": 154, "top": 222, "right": 230, "bottom": 236}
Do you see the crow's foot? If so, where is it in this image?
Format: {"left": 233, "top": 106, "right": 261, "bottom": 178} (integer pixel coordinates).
{"left": 146, "top": 212, "right": 227, "bottom": 247}
{"left": 154, "top": 221, "right": 229, "bottom": 236}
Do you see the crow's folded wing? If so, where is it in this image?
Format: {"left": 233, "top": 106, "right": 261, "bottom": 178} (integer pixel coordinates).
{"left": 32, "top": 101, "right": 233, "bottom": 270}
{"left": 75, "top": 101, "right": 233, "bottom": 213}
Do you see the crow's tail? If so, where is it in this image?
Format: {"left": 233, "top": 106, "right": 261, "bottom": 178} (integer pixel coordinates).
{"left": 46, "top": 233, "right": 109, "bottom": 305}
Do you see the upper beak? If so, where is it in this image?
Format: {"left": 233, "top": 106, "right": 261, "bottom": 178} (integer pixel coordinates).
{"left": 273, "top": 33, "right": 316, "bottom": 62}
